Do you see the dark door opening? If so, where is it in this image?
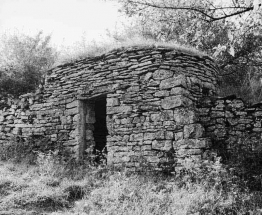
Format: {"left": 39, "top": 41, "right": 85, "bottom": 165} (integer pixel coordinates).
{"left": 93, "top": 97, "right": 108, "bottom": 152}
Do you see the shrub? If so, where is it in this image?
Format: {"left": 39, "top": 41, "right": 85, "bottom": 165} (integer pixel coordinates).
{"left": 224, "top": 136, "right": 262, "bottom": 191}
{"left": 0, "top": 31, "right": 57, "bottom": 98}
{"left": 0, "top": 136, "right": 52, "bottom": 163}
{"left": 175, "top": 156, "right": 262, "bottom": 214}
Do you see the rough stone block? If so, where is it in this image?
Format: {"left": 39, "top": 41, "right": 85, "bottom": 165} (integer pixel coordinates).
{"left": 170, "top": 87, "right": 189, "bottom": 96}
{"left": 161, "top": 110, "right": 173, "bottom": 121}
{"left": 150, "top": 113, "right": 161, "bottom": 122}
{"left": 0, "top": 116, "right": 5, "bottom": 122}
{"left": 107, "top": 98, "right": 119, "bottom": 107}
{"left": 174, "top": 138, "right": 210, "bottom": 149}
{"left": 66, "top": 100, "right": 78, "bottom": 109}
{"left": 174, "top": 109, "right": 196, "bottom": 125}
{"left": 107, "top": 106, "right": 133, "bottom": 114}
{"left": 65, "top": 107, "right": 78, "bottom": 115}
{"left": 153, "top": 70, "right": 173, "bottom": 80}
{"left": 159, "top": 75, "right": 187, "bottom": 90}
{"left": 130, "top": 133, "right": 143, "bottom": 141}
{"left": 177, "top": 148, "right": 202, "bottom": 156}
{"left": 175, "top": 132, "right": 184, "bottom": 140}
{"left": 184, "top": 124, "right": 204, "bottom": 139}
{"left": 143, "top": 72, "right": 153, "bottom": 81}
{"left": 154, "top": 90, "right": 170, "bottom": 97}
{"left": 165, "top": 131, "right": 174, "bottom": 139}
{"left": 144, "top": 133, "right": 155, "bottom": 140}
{"left": 146, "top": 156, "right": 160, "bottom": 163}
{"left": 152, "top": 140, "right": 172, "bottom": 150}
{"left": 162, "top": 96, "right": 192, "bottom": 109}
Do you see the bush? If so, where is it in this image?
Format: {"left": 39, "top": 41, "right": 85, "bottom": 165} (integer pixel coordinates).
{"left": 224, "top": 136, "right": 262, "bottom": 191}
{"left": 0, "top": 31, "right": 57, "bottom": 97}
{"left": 0, "top": 136, "right": 53, "bottom": 163}
{"left": 175, "top": 157, "right": 262, "bottom": 214}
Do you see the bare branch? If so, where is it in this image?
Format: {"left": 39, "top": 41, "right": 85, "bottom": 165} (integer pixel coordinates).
{"left": 126, "top": 0, "right": 260, "bottom": 22}
{"left": 127, "top": 0, "right": 216, "bottom": 21}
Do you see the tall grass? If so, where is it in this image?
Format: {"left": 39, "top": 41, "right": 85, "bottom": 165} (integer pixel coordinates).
{"left": 1, "top": 150, "right": 262, "bottom": 214}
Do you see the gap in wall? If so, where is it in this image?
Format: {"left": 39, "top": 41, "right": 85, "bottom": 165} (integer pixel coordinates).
{"left": 93, "top": 96, "right": 108, "bottom": 152}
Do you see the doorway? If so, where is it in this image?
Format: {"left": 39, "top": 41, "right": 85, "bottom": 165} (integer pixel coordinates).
{"left": 93, "top": 96, "right": 108, "bottom": 152}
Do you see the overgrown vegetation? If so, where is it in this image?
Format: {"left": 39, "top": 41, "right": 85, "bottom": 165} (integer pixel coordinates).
{"left": 2, "top": 0, "right": 262, "bottom": 214}
{"left": 1, "top": 137, "right": 262, "bottom": 214}
{"left": 0, "top": 31, "right": 57, "bottom": 98}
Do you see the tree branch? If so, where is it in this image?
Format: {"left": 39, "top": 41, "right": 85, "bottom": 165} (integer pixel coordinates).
{"left": 126, "top": 0, "right": 260, "bottom": 22}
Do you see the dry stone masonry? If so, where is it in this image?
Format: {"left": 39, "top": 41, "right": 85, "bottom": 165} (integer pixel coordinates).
{"left": 198, "top": 95, "right": 262, "bottom": 158}
{"left": 0, "top": 45, "right": 259, "bottom": 170}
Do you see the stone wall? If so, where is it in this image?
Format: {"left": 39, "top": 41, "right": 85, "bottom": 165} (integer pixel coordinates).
{"left": 0, "top": 45, "right": 232, "bottom": 170}
{"left": 198, "top": 95, "right": 262, "bottom": 158}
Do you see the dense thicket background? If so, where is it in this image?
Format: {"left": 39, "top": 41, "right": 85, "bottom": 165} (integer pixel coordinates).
{"left": 0, "top": 31, "right": 57, "bottom": 98}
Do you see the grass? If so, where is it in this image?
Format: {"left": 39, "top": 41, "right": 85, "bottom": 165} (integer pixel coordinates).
{"left": 1, "top": 152, "right": 262, "bottom": 215}
{"left": 56, "top": 36, "right": 209, "bottom": 66}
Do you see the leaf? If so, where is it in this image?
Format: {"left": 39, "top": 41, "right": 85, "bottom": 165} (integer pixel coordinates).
{"left": 213, "top": 44, "right": 227, "bottom": 57}
{"left": 228, "top": 30, "right": 234, "bottom": 42}
{"left": 228, "top": 46, "right": 235, "bottom": 56}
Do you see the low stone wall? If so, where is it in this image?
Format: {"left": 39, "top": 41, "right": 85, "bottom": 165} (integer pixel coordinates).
{"left": 0, "top": 90, "right": 79, "bottom": 155}
{"left": 198, "top": 95, "right": 262, "bottom": 157}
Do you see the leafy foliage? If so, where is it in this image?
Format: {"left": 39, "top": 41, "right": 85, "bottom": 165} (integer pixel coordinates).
{"left": 0, "top": 31, "right": 57, "bottom": 97}
{"left": 113, "top": 0, "right": 262, "bottom": 102}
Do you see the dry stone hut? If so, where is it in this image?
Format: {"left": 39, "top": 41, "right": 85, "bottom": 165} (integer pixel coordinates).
{"left": 0, "top": 45, "right": 221, "bottom": 170}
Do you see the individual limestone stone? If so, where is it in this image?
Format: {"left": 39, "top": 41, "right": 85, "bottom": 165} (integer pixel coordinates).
{"left": 0, "top": 116, "right": 5, "bottom": 122}
{"left": 107, "top": 98, "right": 119, "bottom": 107}
{"left": 153, "top": 70, "right": 173, "bottom": 80}
{"left": 154, "top": 91, "right": 170, "bottom": 97}
{"left": 66, "top": 100, "right": 78, "bottom": 109}
{"left": 148, "top": 80, "right": 160, "bottom": 86}
{"left": 130, "top": 133, "right": 144, "bottom": 141}
{"left": 155, "top": 130, "right": 165, "bottom": 140}
{"left": 177, "top": 148, "right": 202, "bottom": 156}
{"left": 161, "top": 96, "right": 192, "bottom": 109}
{"left": 144, "top": 72, "right": 153, "bottom": 81}
{"left": 159, "top": 75, "right": 187, "bottom": 90}
{"left": 144, "top": 133, "right": 155, "bottom": 140}
{"left": 73, "top": 114, "right": 79, "bottom": 122}
{"left": 141, "top": 145, "right": 152, "bottom": 151}
{"left": 65, "top": 107, "right": 78, "bottom": 115}
{"left": 165, "top": 131, "right": 174, "bottom": 139}
{"left": 107, "top": 106, "right": 133, "bottom": 114}
{"left": 174, "top": 109, "right": 196, "bottom": 125}
{"left": 60, "top": 116, "right": 67, "bottom": 125}
{"left": 146, "top": 156, "right": 160, "bottom": 163}
{"left": 51, "top": 133, "right": 58, "bottom": 141}
{"left": 150, "top": 113, "right": 161, "bottom": 122}
{"left": 161, "top": 110, "right": 173, "bottom": 121}
{"left": 174, "top": 138, "right": 210, "bottom": 149}
{"left": 184, "top": 124, "right": 204, "bottom": 139}
{"left": 175, "top": 132, "right": 184, "bottom": 140}
{"left": 170, "top": 87, "right": 189, "bottom": 96}
{"left": 152, "top": 140, "right": 172, "bottom": 150}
